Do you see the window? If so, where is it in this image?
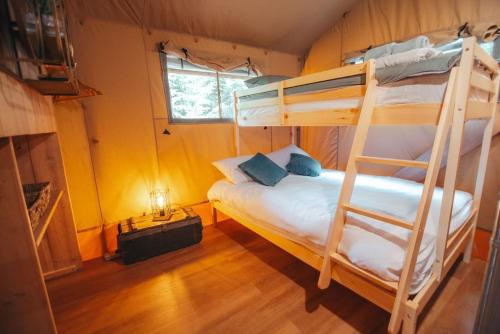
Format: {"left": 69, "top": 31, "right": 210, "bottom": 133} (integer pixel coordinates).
{"left": 160, "top": 54, "right": 254, "bottom": 123}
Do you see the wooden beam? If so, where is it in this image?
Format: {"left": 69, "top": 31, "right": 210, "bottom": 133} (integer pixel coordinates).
{"left": 283, "top": 63, "right": 366, "bottom": 89}
{"left": 445, "top": 210, "right": 476, "bottom": 256}
{"left": 342, "top": 204, "right": 413, "bottom": 230}
{"left": 470, "top": 70, "right": 496, "bottom": 93}
{"left": 371, "top": 103, "right": 441, "bottom": 125}
{"left": 466, "top": 101, "right": 495, "bottom": 119}
{"left": 356, "top": 156, "right": 428, "bottom": 169}
{"left": 235, "top": 82, "right": 280, "bottom": 98}
{"left": 474, "top": 43, "right": 500, "bottom": 73}
{"left": 43, "top": 264, "right": 79, "bottom": 281}
{"left": 212, "top": 201, "right": 324, "bottom": 270}
{"left": 331, "top": 253, "right": 398, "bottom": 292}
{"left": 283, "top": 85, "right": 365, "bottom": 104}
{"left": 280, "top": 103, "right": 442, "bottom": 127}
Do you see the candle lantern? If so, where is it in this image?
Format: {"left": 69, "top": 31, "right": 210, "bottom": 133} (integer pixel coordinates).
{"left": 150, "top": 188, "right": 171, "bottom": 220}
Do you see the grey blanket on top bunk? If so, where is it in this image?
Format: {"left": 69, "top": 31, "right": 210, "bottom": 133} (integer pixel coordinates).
{"left": 239, "top": 51, "right": 461, "bottom": 101}
{"left": 375, "top": 51, "right": 461, "bottom": 84}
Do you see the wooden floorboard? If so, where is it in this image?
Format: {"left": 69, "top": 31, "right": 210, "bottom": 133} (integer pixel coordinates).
{"left": 46, "top": 220, "right": 485, "bottom": 334}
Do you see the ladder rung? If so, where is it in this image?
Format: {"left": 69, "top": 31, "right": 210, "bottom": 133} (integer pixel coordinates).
{"left": 356, "top": 156, "right": 428, "bottom": 169}
{"left": 342, "top": 204, "right": 414, "bottom": 230}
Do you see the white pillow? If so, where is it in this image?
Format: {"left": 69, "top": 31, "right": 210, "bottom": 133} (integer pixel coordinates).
{"left": 212, "top": 144, "right": 310, "bottom": 184}
{"left": 267, "top": 144, "right": 309, "bottom": 169}
{"left": 212, "top": 155, "right": 252, "bottom": 184}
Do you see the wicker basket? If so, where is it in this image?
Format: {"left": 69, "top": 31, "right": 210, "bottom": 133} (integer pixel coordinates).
{"left": 23, "top": 182, "right": 52, "bottom": 230}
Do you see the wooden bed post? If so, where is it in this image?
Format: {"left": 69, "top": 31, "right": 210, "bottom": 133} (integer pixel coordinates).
{"left": 388, "top": 59, "right": 458, "bottom": 333}
{"left": 278, "top": 81, "right": 285, "bottom": 125}
{"left": 464, "top": 58, "right": 500, "bottom": 262}
{"left": 233, "top": 91, "right": 240, "bottom": 156}
{"left": 432, "top": 38, "right": 476, "bottom": 279}
{"left": 211, "top": 203, "right": 218, "bottom": 227}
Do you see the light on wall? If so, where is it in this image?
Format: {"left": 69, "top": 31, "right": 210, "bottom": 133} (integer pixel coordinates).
{"left": 150, "top": 189, "right": 171, "bottom": 220}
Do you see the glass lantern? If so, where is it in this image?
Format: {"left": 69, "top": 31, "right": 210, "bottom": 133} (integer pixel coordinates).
{"left": 150, "top": 188, "right": 171, "bottom": 221}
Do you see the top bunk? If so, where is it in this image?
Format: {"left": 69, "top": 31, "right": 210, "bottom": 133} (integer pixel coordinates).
{"left": 234, "top": 37, "right": 499, "bottom": 127}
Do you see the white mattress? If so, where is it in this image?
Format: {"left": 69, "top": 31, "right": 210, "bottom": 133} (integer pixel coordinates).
{"left": 207, "top": 170, "right": 473, "bottom": 293}
{"left": 239, "top": 73, "right": 487, "bottom": 122}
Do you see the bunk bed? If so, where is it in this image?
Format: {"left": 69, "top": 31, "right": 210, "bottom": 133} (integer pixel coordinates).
{"left": 209, "top": 37, "right": 499, "bottom": 334}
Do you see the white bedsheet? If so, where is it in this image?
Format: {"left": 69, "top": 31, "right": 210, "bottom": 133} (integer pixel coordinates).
{"left": 207, "top": 170, "right": 473, "bottom": 293}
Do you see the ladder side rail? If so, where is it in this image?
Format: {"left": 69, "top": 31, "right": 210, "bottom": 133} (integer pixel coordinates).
{"left": 432, "top": 43, "right": 475, "bottom": 279}
{"left": 387, "top": 39, "right": 473, "bottom": 332}
{"left": 464, "top": 59, "right": 500, "bottom": 261}
{"left": 233, "top": 91, "right": 240, "bottom": 156}
{"left": 317, "top": 60, "right": 377, "bottom": 288}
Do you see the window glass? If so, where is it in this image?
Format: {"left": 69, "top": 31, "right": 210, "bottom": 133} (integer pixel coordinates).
{"left": 161, "top": 54, "right": 255, "bottom": 122}
{"left": 167, "top": 70, "right": 219, "bottom": 119}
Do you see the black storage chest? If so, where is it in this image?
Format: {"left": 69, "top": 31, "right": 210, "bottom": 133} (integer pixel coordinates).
{"left": 117, "top": 208, "right": 202, "bottom": 264}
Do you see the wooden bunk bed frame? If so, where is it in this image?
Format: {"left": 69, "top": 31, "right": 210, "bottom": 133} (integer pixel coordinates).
{"left": 212, "top": 37, "right": 500, "bottom": 333}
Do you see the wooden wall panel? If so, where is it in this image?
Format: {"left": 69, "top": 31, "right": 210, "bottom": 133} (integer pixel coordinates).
{"left": 54, "top": 101, "right": 102, "bottom": 231}
{"left": 0, "top": 138, "right": 56, "bottom": 334}
{"left": 28, "top": 133, "right": 82, "bottom": 270}
{"left": 0, "top": 71, "right": 56, "bottom": 137}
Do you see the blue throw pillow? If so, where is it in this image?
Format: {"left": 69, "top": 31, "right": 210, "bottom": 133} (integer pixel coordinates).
{"left": 238, "top": 153, "right": 288, "bottom": 186}
{"left": 286, "top": 153, "right": 322, "bottom": 177}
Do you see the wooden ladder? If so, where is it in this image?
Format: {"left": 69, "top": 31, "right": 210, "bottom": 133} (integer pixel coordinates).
{"left": 317, "top": 58, "right": 460, "bottom": 331}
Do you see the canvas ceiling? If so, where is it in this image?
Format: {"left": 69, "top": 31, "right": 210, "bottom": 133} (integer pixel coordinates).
{"left": 65, "top": 0, "right": 359, "bottom": 55}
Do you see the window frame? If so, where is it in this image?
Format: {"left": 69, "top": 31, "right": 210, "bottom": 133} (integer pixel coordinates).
{"left": 159, "top": 52, "right": 251, "bottom": 124}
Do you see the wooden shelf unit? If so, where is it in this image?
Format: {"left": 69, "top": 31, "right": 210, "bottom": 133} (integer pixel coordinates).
{"left": 0, "top": 70, "right": 82, "bottom": 334}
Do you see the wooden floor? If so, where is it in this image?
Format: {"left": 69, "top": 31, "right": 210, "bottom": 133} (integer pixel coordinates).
{"left": 47, "top": 220, "right": 486, "bottom": 334}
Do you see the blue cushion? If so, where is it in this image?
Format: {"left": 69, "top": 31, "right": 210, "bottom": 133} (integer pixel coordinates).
{"left": 286, "top": 153, "right": 322, "bottom": 177}
{"left": 238, "top": 153, "right": 288, "bottom": 186}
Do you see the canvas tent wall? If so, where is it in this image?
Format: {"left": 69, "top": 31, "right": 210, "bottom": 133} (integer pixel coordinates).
{"left": 300, "top": 0, "right": 500, "bottom": 230}
{"left": 55, "top": 2, "right": 307, "bottom": 259}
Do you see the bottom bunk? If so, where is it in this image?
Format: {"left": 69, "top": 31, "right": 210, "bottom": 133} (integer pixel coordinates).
{"left": 208, "top": 169, "right": 477, "bottom": 326}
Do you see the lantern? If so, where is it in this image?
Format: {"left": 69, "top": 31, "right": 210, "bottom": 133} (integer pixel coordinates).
{"left": 150, "top": 189, "right": 171, "bottom": 220}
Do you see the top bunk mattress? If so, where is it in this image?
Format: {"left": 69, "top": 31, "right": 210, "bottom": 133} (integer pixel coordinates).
{"left": 238, "top": 72, "right": 489, "bottom": 123}
{"left": 208, "top": 170, "right": 473, "bottom": 293}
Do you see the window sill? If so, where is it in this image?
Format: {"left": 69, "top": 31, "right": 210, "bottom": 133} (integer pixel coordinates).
{"left": 167, "top": 118, "right": 234, "bottom": 125}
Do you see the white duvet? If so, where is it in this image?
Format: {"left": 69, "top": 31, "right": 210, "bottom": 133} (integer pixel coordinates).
{"left": 207, "top": 170, "right": 473, "bottom": 293}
